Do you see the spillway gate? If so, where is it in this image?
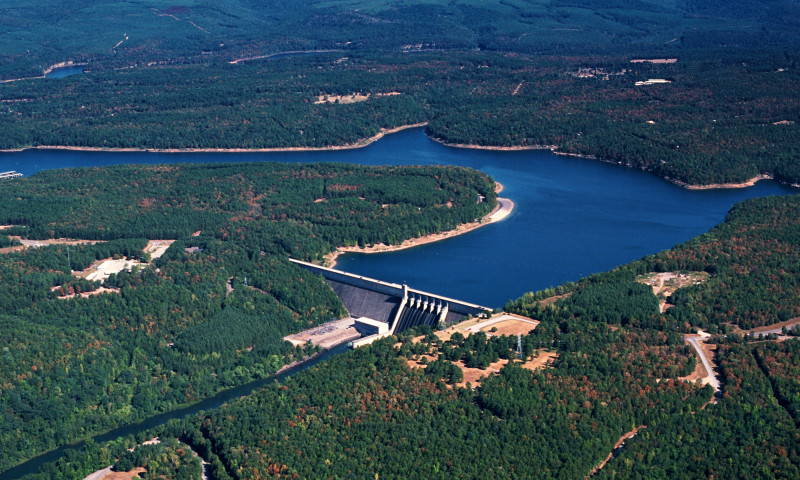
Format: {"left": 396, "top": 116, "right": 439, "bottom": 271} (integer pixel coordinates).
{"left": 290, "top": 259, "right": 492, "bottom": 338}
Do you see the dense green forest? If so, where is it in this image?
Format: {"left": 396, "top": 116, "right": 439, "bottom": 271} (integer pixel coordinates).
{"left": 2, "top": 1, "right": 800, "bottom": 478}
{"left": 1, "top": 0, "right": 798, "bottom": 186}
{"left": 1, "top": 51, "right": 798, "bottom": 186}
{"left": 0, "top": 163, "right": 495, "bottom": 474}
{"left": 3, "top": 0, "right": 798, "bottom": 79}
{"left": 17, "top": 193, "right": 800, "bottom": 479}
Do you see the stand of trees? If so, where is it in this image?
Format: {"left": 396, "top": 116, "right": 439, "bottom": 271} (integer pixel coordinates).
{"left": 10, "top": 188, "right": 800, "bottom": 480}
{"left": 0, "top": 163, "right": 494, "bottom": 474}
{"left": 2, "top": 50, "right": 799, "bottom": 186}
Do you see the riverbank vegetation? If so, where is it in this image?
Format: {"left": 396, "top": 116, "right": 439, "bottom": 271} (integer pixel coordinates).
{"left": 0, "top": 163, "right": 495, "bottom": 474}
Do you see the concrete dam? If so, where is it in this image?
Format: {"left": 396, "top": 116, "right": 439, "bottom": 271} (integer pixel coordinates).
{"left": 290, "top": 259, "right": 492, "bottom": 343}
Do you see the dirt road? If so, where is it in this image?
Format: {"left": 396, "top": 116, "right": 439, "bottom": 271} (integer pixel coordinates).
{"left": 686, "top": 336, "right": 721, "bottom": 393}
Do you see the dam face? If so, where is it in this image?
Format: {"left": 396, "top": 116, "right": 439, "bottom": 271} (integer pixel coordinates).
{"left": 326, "top": 279, "right": 402, "bottom": 325}
{"left": 290, "top": 259, "right": 491, "bottom": 335}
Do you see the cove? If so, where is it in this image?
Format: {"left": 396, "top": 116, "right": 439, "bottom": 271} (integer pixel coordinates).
{"left": 44, "top": 66, "right": 86, "bottom": 79}
{"left": 2, "top": 128, "right": 796, "bottom": 308}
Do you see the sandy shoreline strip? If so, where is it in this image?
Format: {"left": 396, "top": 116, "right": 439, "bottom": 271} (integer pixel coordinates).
{"left": 1, "top": 123, "right": 429, "bottom": 154}
{"left": 324, "top": 183, "right": 513, "bottom": 268}
{"left": 432, "top": 137, "right": 557, "bottom": 151}
{"left": 675, "top": 174, "right": 773, "bottom": 190}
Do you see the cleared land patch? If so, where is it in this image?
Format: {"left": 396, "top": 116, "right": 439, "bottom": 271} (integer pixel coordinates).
{"left": 53, "top": 239, "right": 175, "bottom": 298}
{"left": 630, "top": 58, "right": 677, "bottom": 64}
{"left": 636, "top": 271, "right": 709, "bottom": 313}
{"left": 402, "top": 312, "right": 552, "bottom": 387}
{"left": 728, "top": 317, "right": 800, "bottom": 339}
{"left": 144, "top": 239, "right": 175, "bottom": 259}
{"left": 314, "top": 92, "right": 401, "bottom": 104}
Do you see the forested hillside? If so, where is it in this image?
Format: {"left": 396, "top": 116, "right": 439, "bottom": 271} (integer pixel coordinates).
{"left": 19, "top": 193, "right": 800, "bottom": 479}
{"left": 3, "top": 0, "right": 798, "bottom": 79}
{"left": 1, "top": 2, "right": 799, "bottom": 186}
{"left": 0, "top": 163, "right": 495, "bottom": 474}
{"left": 2, "top": 52, "right": 799, "bottom": 186}
{"left": 2, "top": 1, "right": 799, "bottom": 478}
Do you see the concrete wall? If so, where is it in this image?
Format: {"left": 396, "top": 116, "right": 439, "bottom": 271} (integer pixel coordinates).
{"left": 291, "top": 259, "right": 491, "bottom": 317}
{"left": 292, "top": 259, "right": 403, "bottom": 297}
{"left": 326, "top": 280, "right": 400, "bottom": 325}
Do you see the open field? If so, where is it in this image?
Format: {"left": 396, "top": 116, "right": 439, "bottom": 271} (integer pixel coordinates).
{"left": 453, "top": 358, "right": 509, "bottom": 388}
{"left": 83, "top": 466, "right": 145, "bottom": 480}
{"left": 403, "top": 312, "right": 550, "bottom": 387}
{"left": 521, "top": 350, "right": 558, "bottom": 372}
{"left": 406, "top": 348, "right": 555, "bottom": 388}
{"left": 314, "top": 92, "right": 402, "bottom": 104}
{"left": 85, "top": 258, "right": 145, "bottom": 282}
{"left": 57, "top": 286, "right": 119, "bottom": 300}
{"left": 315, "top": 93, "right": 369, "bottom": 104}
{"left": 474, "top": 314, "right": 539, "bottom": 335}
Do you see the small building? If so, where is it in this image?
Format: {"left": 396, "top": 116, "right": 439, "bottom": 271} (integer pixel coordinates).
{"left": 353, "top": 317, "right": 389, "bottom": 336}
{"left": 635, "top": 78, "right": 672, "bottom": 86}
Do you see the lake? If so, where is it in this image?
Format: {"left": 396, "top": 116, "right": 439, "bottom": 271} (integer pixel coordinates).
{"left": 1, "top": 127, "right": 797, "bottom": 479}
{"left": 45, "top": 65, "right": 86, "bottom": 79}
{"left": 2, "top": 127, "right": 795, "bottom": 307}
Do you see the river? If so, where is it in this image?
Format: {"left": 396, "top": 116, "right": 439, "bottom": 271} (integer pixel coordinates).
{"left": 0, "top": 128, "right": 796, "bottom": 478}
{"left": 0, "top": 344, "right": 349, "bottom": 480}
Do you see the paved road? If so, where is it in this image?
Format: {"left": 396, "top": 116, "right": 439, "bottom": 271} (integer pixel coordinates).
{"left": 686, "top": 337, "right": 721, "bottom": 393}
{"left": 82, "top": 467, "right": 112, "bottom": 480}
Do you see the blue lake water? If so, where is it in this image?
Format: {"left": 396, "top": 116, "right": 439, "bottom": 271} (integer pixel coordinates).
{"left": 44, "top": 65, "right": 86, "bottom": 79}
{"left": 2, "top": 128, "right": 796, "bottom": 308}
{"left": 1, "top": 127, "right": 797, "bottom": 479}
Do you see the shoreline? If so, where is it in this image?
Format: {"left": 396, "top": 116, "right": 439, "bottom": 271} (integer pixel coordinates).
{"left": 431, "top": 136, "right": 557, "bottom": 151}
{"left": 324, "top": 182, "right": 513, "bottom": 268}
{"left": 672, "top": 174, "right": 774, "bottom": 190}
{"left": 0, "top": 123, "right": 429, "bottom": 154}
{"left": 434, "top": 139, "right": 780, "bottom": 190}
{"left": 3, "top": 126, "right": 790, "bottom": 191}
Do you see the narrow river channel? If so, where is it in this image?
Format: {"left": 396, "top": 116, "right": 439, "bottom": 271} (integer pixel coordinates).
{"left": 0, "top": 344, "right": 349, "bottom": 480}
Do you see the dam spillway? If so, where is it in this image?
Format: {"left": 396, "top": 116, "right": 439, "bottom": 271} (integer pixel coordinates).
{"left": 290, "top": 259, "right": 491, "bottom": 337}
